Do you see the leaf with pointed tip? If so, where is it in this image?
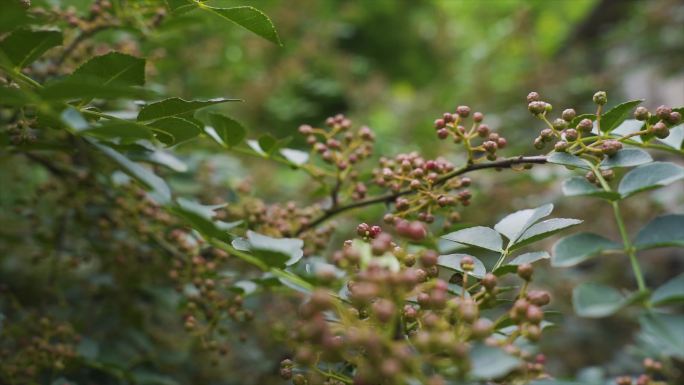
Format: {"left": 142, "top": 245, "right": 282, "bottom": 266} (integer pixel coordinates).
{"left": 600, "top": 148, "right": 652, "bottom": 169}
{"left": 148, "top": 117, "right": 202, "bottom": 146}
{"left": 552, "top": 232, "right": 620, "bottom": 267}
{"left": 618, "top": 162, "right": 684, "bottom": 198}
{"left": 651, "top": 273, "right": 684, "bottom": 306}
{"left": 208, "top": 113, "right": 246, "bottom": 148}
{"left": 494, "top": 204, "right": 554, "bottom": 243}
{"left": 437, "top": 254, "right": 486, "bottom": 279}
{"left": 573, "top": 283, "right": 628, "bottom": 318}
{"left": 634, "top": 214, "right": 684, "bottom": 250}
{"left": 442, "top": 226, "right": 503, "bottom": 252}
{"left": 600, "top": 99, "right": 643, "bottom": 133}
{"left": 137, "top": 97, "right": 239, "bottom": 122}
{"left": 494, "top": 251, "right": 550, "bottom": 275}
{"left": 199, "top": 5, "right": 282, "bottom": 45}
{"left": 510, "top": 218, "right": 582, "bottom": 250}
{"left": 562, "top": 176, "right": 621, "bottom": 200}
{"left": 547, "top": 152, "right": 592, "bottom": 169}
{"left": 0, "top": 29, "right": 62, "bottom": 68}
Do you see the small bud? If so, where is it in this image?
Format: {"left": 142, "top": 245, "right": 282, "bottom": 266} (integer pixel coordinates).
{"left": 437, "top": 128, "right": 449, "bottom": 139}
{"left": 655, "top": 105, "right": 672, "bottom": 120}
{"left": 460, "top": 256, "right": 474, "bottom": 272}
{"left": 540, "top": 128, "right": 554, "bottom": 141}
{"left": 476, "top": 124, "right": 490, "bottom": 137}
{"left": 534, "top": 137, "right": 545, "bottom": 149}
{"left": 527, "top": 92, "right": 540, "bottom": 103}
{"left": 434, "top": 118, "right": 446, "bottom": 129}
{"left": 482, "top": 273, "right": 497, "bottom": 291}
{"left": 601, "top": 140, "right": 623, "bottom": 156}
{"left": 564, "top": 128, "right": 578, "bottom": 142}
{"left": 554, "top": 141, "right": 568, "bottom": 152}
{"left": 473, "top": 112, "right": 484, "bottom": 122}
{"left": 552, "top": 118, "right": 567, "bottom": 130}
{"left": 562, "top": 108, "right": 576, "bottom": 122}
{"left": 528, "top": 101, "right": 546, "bottom": 115}
{"left": 652, "top": 121, "right": 670, "bottom": 139}
{"left": 456, "top": 105, "right": 471, "bottom": 118}
{"left": 669, "top": 111, "right": 682, "bottom": 125}
{"left": 593, "top": 91, "right": 607, "bottom": 105}
{"left": 471, "top": 318, "right": 493, "bottom": 339}
{"left": 517, "top": 263, "right": 533, "bottom": 281}
{"left": 577, "top": 118, "right": 594, "bottom": 133}
{"left": 634, "top": 106, "right": 649, "bottom": 121}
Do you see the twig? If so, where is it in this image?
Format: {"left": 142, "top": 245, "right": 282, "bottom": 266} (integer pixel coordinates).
{"left": 295, "top": 155, "right": 547, "bottom": 235}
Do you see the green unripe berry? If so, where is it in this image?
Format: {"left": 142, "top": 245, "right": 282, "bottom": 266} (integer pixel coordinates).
{"left": 593, "top": 91, "right": 607, "bottom": 105}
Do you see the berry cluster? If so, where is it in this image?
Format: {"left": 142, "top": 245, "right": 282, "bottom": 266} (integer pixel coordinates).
{"left": 615, "top": 357, "right": 667, "bottom": 385}
{"left": 223, "top": 198, "right": 335, "bottom": 255}
{"left": 527, "top": 91, "right": 681, "bottom": 158}
{"left": 281, "top": 229, "right": 553, "bottom": 384}
{"left": 0, "top": 315, "right": 78, "bottom": 384}
{"left": 373, "top": 153, "right": 470, "bottom": 225}
{"left": 433, "top": 106, "right": 508, "bottom": 162}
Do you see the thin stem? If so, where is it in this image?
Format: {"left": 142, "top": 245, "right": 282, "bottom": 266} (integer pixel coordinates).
{"left": 295, "top": 155, "right": 547, "bottom": 235}
{"left": 612, "top": 202, "right": 646, "bottom": 292}
{"left": 591, "top": 165, "right": 647, "bottom": 292}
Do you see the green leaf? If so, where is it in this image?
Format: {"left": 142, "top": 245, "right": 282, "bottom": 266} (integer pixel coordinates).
{"left": 137, "top": 97, "right": 239, "bottom": 122}
{"left": 651, "top": 273, "right": 684, "bottom": 306}
{"left": 240, "top": 231, "right": 304, "bottom": 268}
{"left": 511, "top": 218, "right": 583, "bottom": 250}
{"left": 208, "top": 113, "right": 246, "bottom": 147}
{"left": 494, "top": 251, "right": 550, "bottom": 275}
{"left": 611, "top": 119, "right": 645, "bottom": 141}
{"left": 148, "top": 117, "right": 202, "bottom": 146}
{"left": 437, "top": 254, "right": 486, "bottom": 279}
{"left": 90, "top": 141, "right": 171, "bottom": 205}
{"left": 561, "top": 176, "right": 621, "bottom": 200}
{"left": 71, "top": 52, "right": 145, "bottom": 86}
{"left": 442, "top": 226, "right": 503, "bottom": 252}
{"left": 618, "top": 162, "right": 684, "bottom": 198}
{"left": 494, "top": 203, "right": 554, "bottom": 243}
{"left": 600, "top": 99, "right": 643, "bottom": 133}
{"left": 166, "top": 0, "right": 196, "bottom": 15}
{"left": 40, "top": 78, "right": 156, "bottom": 101}
{"left": 248, "top": 135, "right": 293, "bottom": 156}
{"left": 600, "top": 148, "right": 652, "bottom": 169}
{"left": 469, "top": 344, "right": 521, "bottom": 380}
{"left": 634, "top": 214, "right": 684, "bottom": 250}
{"left": 0, "top": 2, "right": 31, "bottom": 33}
{"left": 0, "top": 29, "right": 62, "bottom": 68}
{"left": 552, "top": 232, "right": 620, "bottom": 267}
{"left": 84, "top": 121, "right": 155, "bottom": 143}
{"left": 169, "top": 198, "right": 235, "bottom": 242}
{"left": 547, "top": 152, "right": 591, "bottom": 169}
{"left": 573, "top": 283, "right": 628, "bottom": 318}
{"left": 199, "top": 5, "right": 282, "bottom": 45}
{"left": 638, "top": 313, "right": 684, "bottom": 358}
